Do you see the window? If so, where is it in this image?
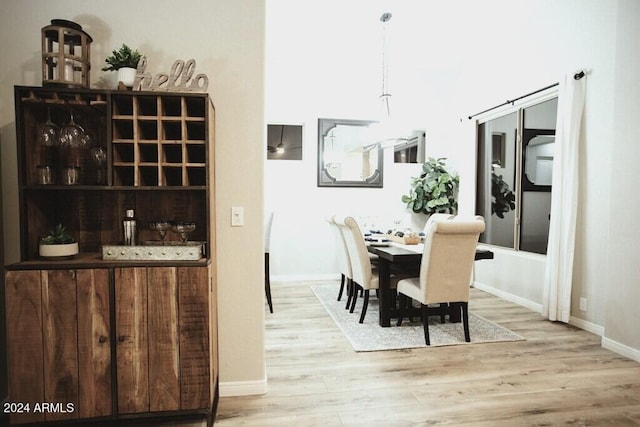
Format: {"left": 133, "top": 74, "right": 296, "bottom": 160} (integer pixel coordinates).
{"left": 475, "top": 96, "right": 558, "bottom": 254}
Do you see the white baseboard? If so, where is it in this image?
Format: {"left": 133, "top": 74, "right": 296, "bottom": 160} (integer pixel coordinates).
{"left": 601, "top": 336, "right": 640, "bottom": 363}
{"left": 473, "top": 281, "right": 543, "bottom": 313}
{"left": 219, "top": 378, "right": 268, "bottom": 397}
{"left": 272, "top": 273, "right": 339, "bottom": 283}
{"left": 569, "top": 315, "right": 605, "bottom": 336}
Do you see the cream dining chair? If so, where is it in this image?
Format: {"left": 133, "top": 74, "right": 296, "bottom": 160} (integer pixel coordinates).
{"left": 327, "top": 215, "right": 353, "bottom": 305}
{"left": 396, "top": 216, "right": 485, "bottom": 345}
{"left": 335, "top": 215, "right": 406, "bottom": 323}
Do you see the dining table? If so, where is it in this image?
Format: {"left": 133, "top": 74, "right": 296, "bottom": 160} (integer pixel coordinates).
{"left": 367, "top": 241, "right": 494, "bottom": 327}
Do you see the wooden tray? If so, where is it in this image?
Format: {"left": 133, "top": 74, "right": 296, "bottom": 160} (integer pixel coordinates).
{"left": 384, "top": 233, "right": 421, "bottom": 245}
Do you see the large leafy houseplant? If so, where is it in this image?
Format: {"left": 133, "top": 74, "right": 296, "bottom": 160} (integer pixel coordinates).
{"left": 402, "top": 157, "right": 459, "bottom": 215}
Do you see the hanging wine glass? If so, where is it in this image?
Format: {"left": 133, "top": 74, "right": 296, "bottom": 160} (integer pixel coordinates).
{"left": 58, "top": 111, "right": 87, "bottom": 148}
{"left": 38, "top": 108, "right": 58, "bottom": 147}
{"left": 58, "top": 110, "right": 89, "bottom": 185}
{"left": 36, "top": 108, "right": 58, "bottom": 183}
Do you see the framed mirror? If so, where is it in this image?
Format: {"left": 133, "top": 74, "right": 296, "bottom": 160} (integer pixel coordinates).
{"left": 317, "top": 118, "right": 383, "bottom": 187}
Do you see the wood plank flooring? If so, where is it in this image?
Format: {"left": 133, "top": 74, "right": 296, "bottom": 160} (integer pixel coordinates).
{"left": 214, "top": 281, "right": 640, "bottom": 426}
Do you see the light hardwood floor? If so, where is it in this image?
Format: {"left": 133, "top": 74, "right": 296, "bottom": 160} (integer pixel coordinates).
{"left": 214, "top": 281, "right": 640, "bottom": 426}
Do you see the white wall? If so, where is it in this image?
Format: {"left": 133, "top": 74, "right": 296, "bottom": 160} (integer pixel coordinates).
{"left": 604, "top": 0, "right": 640, "bottom": 354}
{"left": 0, "top": 0, "right": 267, "bottom": 393}
{"left": 265, "top": 0, "right": 640, "bottom": 358}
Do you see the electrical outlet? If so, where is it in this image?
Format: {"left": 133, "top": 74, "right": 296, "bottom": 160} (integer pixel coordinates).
{"left": 231, "top": 206, "right": 244, "bottom": 226}
{"left": 579, "top": 297, "right": 587, "bottom": 311}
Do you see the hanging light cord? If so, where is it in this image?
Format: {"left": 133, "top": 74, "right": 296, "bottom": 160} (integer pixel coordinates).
{"left": 379, "top": 12, "right": 392, "bottom": 118}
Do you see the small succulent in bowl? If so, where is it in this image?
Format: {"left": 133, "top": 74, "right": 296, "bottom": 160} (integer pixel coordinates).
{"left": 39, "top": 224, "right": 79, "bottom": 258}
{"left": 40, "top": 223, "right": 76, "bottom": 245}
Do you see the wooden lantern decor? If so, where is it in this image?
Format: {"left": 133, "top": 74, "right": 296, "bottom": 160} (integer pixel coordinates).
{"left": 41, "top": 19, "right": 92, "bottom": 88}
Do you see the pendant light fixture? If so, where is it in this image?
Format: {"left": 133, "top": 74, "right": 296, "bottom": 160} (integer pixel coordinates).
{"left": 366, "top": 12, "right": 410, "bottom": 148}
{"left": 379, "top": 12, "right": 392, "bottom": 120}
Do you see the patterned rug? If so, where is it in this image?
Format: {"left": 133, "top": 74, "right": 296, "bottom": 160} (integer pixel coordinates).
{"left": 311, "top": 283, "right": 525, "bottom": 352}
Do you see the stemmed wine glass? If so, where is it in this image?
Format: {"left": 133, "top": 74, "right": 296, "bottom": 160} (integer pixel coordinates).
{"left": 149, "top": 220, "right": 172, "bottom": 244}
{"left": 58, "top": 111, "right": 90, "bottom": 184}
{"left": 90, "top": 146, "right": 107, "bottom": 184}
{"left": 38, "top": 108, "right": 58, "bottom": 147}
{"left": 172, "top": 221, "right": 196, "bottom": 243}
{"left": 58, "top": 111, "right": 88, "bottom": 148}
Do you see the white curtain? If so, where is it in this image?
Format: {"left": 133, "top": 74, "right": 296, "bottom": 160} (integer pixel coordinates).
{"left": 542, "top": 72, "right": 586, "bottom": 322}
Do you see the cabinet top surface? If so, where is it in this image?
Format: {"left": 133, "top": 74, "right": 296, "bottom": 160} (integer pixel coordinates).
{"left": 16, "top": 85, "right": 211, "bottom": 99}
{"left": 6, "top": 252, "right": 211, "bottom": 271}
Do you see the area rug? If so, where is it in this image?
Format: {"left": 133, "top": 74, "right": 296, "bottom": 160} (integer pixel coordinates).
{"left": 311, "top": 284, "right": 525, "bottom": 352}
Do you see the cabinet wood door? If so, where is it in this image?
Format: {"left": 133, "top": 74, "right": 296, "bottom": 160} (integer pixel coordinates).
{"left": 5, "top": 269, "right": 112, "bottom": 424}
{"left": 147, "top": 267, "right": 180, "bottom": 412}
{"left": 115, "top": 266, "right": 212, "bottom": 415}
{"left": 5, "top": 270, "right": 45, "bottom": 424}
{"left": 41, "top": 270, "right": 80, "bottom": 422}
{"left": 178, "top": 266, "right": 211, "bottom": 409}
{"left": 115, "top": 267, "right": 149, "bottom": 414}
{"left": 76, "top": 269, "right": 112, "bottom": 418}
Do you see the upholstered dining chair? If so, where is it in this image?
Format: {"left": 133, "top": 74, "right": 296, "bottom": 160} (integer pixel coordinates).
{"left": 327, "top": 215, "right": 353, "bottom": 304}
{"left": 335, "top": 215, "right": 406, "bottom": 323}
{"left": 264, "top": 211, "right": 274, "bottom": 313}
{"left": 396, "top": 216, "right": 485, "bottom": 345}
{"left": 423, "top": 213, "right": 454, "bottom": 232}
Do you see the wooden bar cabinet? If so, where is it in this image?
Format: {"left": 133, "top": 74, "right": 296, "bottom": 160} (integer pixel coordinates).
{"left": 4, "top": 86, "right": 218, "bottom": 425}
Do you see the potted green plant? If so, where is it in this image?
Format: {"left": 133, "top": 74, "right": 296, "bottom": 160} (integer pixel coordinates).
{"left": 491, "top": 172, "right": 516, "bottom": 218}
{"left": 39, "top": 223, "right": 79, "bottom": 258}
{"left": 102, "top": 44, "right": 143, "bottom": 88}
{"left": 401, "top": 157, "right": 459, "bottom": 215}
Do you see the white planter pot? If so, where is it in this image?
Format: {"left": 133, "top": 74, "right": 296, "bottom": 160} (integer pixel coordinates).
{"left": 117, "top": 67, "right": 137, "bottom": 88}
{"left": 39, "top": 242, "right": 79, "bottom": 258}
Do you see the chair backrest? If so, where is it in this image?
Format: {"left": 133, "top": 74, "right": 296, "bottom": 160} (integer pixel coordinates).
{"left": 422, "top": 213, "right": 454, "bottom": 233}
{"left": 419, "top": 217, "right": 485, "bottom": 304}
{"left": 265, "top": 211, "right": 274, "bottom": 253}
{"left": 327, "top": 215, "right": 352, "bottom": 278}
{"left": 334, "top": 215, "right": 373, "bottom": 288}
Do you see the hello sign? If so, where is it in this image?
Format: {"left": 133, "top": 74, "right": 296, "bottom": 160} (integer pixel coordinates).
{"left": 134, "top": 57, "right": 209, "bottom": 92}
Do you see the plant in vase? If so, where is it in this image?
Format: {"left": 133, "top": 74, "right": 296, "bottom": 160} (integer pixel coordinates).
{"left": 401, "top": 157, "right": 459, "bottom": 215}
{"left": 39, "top": 223, "right": 79, "bottom": 258}
{"left": 102, "top": 44, "right": 143, "bottom": 88}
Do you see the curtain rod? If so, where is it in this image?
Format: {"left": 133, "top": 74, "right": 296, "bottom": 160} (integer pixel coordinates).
{"left": 467, "top": 71, "right": 585, "bottom": 120}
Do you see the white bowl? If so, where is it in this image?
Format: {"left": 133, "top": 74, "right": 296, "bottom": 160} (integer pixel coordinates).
{"left": 39, "top": 242, "right": 79, "bottom": 258}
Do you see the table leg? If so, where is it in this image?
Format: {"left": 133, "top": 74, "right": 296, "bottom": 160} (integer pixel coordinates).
{"left": 378, "top": 258, "right": 391, "bottom": 327}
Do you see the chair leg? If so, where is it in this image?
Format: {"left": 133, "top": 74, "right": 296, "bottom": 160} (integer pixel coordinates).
{"left": 421, "top": 304, "right": 431, "bottom": 346}
{"left": 462, "top": 302, "right": 470, "bottom": 342}
{"left": 345, "top": 278, "right": 353, "bottom": 310}
{"left": 264, "top": 252, "right": 273, "bottom": 313}
{"left": 396, "top": 293, "right": 405, "bottom": 326}
{"left": 359, "top": 290, "right": 370, "bottom": 323}
{"left": 337, "top": 273, "right": 345, "bottom": 301}
{"left": 439, "top": 303, "right": 446, "bottom": 324}
{"left": 349, "top": 283, "right": 360, "bottom": 313}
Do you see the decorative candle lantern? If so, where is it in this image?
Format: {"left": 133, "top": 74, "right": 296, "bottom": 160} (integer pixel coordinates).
{"left": 41, "top": 19, "right": 92, "bottom": 88}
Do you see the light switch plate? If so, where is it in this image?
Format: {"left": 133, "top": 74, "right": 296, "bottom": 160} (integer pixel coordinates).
{"left": 231, "top": 206, "right": 244, "bottom": 226}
